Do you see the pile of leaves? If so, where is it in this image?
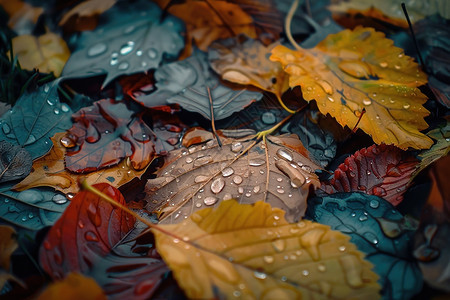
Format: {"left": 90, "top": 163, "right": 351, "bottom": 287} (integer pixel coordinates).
{"left": 0, "top": 0, "right": 449, "bottom": 299}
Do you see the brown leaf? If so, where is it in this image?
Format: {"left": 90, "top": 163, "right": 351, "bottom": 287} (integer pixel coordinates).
{"left": 14, "top": 132, "right": 150, "bottom": 195}
{"left": 59, "top": 0, "right": 117, "bottom": 32}
{"left": 145, "top": 129, "right": 320, "bottom": 223}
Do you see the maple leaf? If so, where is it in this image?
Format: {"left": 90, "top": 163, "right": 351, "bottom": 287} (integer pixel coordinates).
{"left": 0, "top": 81, "right": 73, "bottom": 159}
{"left": 0, "top": 140, "right": 32, "bottom": 183}
{"left": 39, "top": 183, "right": 168, "bottom": 299}
{"left": 61, "top": 0, "right": 185, "bottom": 86}
{"left": 64, "top": 99, "right": 161, "bottom": 173}
{"left": 306, "top": 192, "right": 423, "bottom": 300}
{"left": 145, "top": 129, "right": 320, "bottom": 223}
{"left": 320, "top": 144, "right": 419, "bottom": 206}
{"left": 14, "top": 132, "right": 150, "bottom": 195}
{"left": 270, "top": 26, "right": 433, "bottom": 150}
{"left": 37, "top": 273, "right": 106, "bottom": 300}
{"left": 153, "top": 200, "right": 380, "bottom": 299}
{"left": 145, "top": 50, "right": 262, "bottom": 120}
{"left": 10, "top": 32, "right": 70, "bottom": 77}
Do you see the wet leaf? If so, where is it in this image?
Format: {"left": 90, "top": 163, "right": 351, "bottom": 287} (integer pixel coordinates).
{"left": 208, "top": 35, "right": 289, "bottom": 100}
{"left": 11, "top": 32, "right": 70, "bottom": 77}
{"left": 145, "top": 129, "right": 320, "bottom": 223}
{"left": 37, "top": 272, "right": 106, "bottom": 300}
{"left": 39, "top": 183, "right": 168, "bottom": 299}
{"left": 145, "top": 50, "right": 262, "bottom": 120}
{"left": 61, "top": 0, "right": 185, "bottom": 86}
{"left": 329, "top": 0, "right": 450, "bottom": 28}
{"left": 14, "top": 132, "right": 150, "bottom": 195}
{"left": 0, "top": 81, "right": 73, "bottom": 160}
{"left": 270, "top": 26, "right": 433, "bottom": 150}
{"left": 306, "top": 192, "right": 422, "bottom": 300}
{"left": 64, "top": 99, "right": 161, "bottom": 173}
{"left": 0, "top": 140, "right": 32, "bottom": 183}
{"left": 153, "top": 200, "right": 380, "bottom": 299}
{"left": 321, "top": 144, "right": 418, "bottom": 206}
{"left": 59, "top": 0, "right": 117, "bottom": 28}
{"left": 0, "top": 186, "right": 69, "bottom": 230}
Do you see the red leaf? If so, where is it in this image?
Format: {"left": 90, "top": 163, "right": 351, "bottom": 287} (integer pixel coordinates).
{"left": 65, "top": 99, "right": 162, "bottom": 172}
{"left": 118, "top": 73, "right": 155, "bottom": 102}
{"left": 320, "top": 144, "right": 419, "bottom": 206}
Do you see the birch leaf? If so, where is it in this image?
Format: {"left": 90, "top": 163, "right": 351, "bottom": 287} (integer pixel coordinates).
{"left": 270, "top": 26, "right": 433, "bottom": 150}
{"left": 153, "top": 200, "right": 380, "bottom": 299}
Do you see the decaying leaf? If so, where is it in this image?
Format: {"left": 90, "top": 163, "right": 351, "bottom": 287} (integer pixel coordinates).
{"left": 11, "top": 32, "right": 70, "bottom": 76}
{"left": 270, "top": 26, "right": 433, "bottom": 150}
{"left": 59, "top": 0, "right": 117, "bottom": 28}
{"left": 320, "top": 144, "right": 419, "bottom": 206}
{"left": 145, "top": 50, "right": 262, "bottom": 120}
{"left": 64, "top": 99, "right": 161, "bottom": 173}
{"left": 208, "top": 35, "right": 289, "bottom": 100}
{"left": 307, "top": 192, "right": 422, "bottom": 300}
{"left": 0, "top": 140, "right": 32, "bottom": 183}
{"left": 14, "top": 132, "right": 150, "bottom": 195}
{"left": 37, "top": 272, "right": 106, "bottom": 300}
{"left": 329, "top": 0, "right": 450, "bottom": 28}
{"left": 0, "top": 81, "right": 73, "bottom": 160}
{"left": 145, "top": 129, "right": 320, "bottom": 223}
{"left": 61, "top": 0, "right": 185, "bottom": 86}
{"left": 153, "top": 200, "right": 380, "bottom": 299}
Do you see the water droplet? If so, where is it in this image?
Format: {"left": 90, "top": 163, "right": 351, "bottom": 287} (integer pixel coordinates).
{"left": 245, "top": 192, "right": 251, "bottom": 197}
{"left": 204, "top": 196, "right": 218, "bottom": 206}
{"left": 403, "top": 103, "right": 410, "bottom": 109}
{"left": 394, "top": 65, "right": 401, "bottom": 70}
{"left": 359, "top": 215, "right": 368, "bottom": 221}
{"left": 52, "top": 194, "right": 67, "bottom": 204}
{"left": 44, "top": 84, "right": 50, "bottom": 93}
{"left": 211, "top": 177, "right": 225, "bottom": 194}
{"left": 272, "top": 239, "right": 285, "bottom": 252}
{"left": 118, "top": 61, "right": 129, "bottom": 70}
{"left": 363, "top": 98, "right": 372, "bottom": 106}
{"left": 318, "top": 264, "right": 326, "bottom": 272}
{"left": 60, "top": 136, "right": 76, "bottom": 148}
{"left": 254, "top": 271, "right": 267, "bottom": 279}
{"left": 302, "top": 269, "right": 309, "bottom": 276}
{"left": 120, "top": 41, "right": 135, "bottom": 55}
{"left": 277, "top": 177, "right": 283, "bottom": 182}
{"left": 195, "top": 202, "right": 202, "bottom": 208}
{"left": 193, "top": 155, "right": 212, "bottom": 167}
{"left": 78, "top": 220, "right": 84, "bottom": 228}
{"left": 276, "top": 148, "right": 293, "bottom": 162}
{"left": 87, "top": 203, "right": 101, "bottom": 226}
{"left": 194, "top": 175, "right": 208, "bottom": 183}
{"left": 2, "top": 123, "right": 10, "bottom": 134}
{"left": 372, "top": 92, "right": 377, "bottom": 97}
{"left": 61, "top": 104, "right": 69, "bottom": 112}
{"left": 85, "top": 231, "right": 99, "bottom": 242}
{"left": 327, "top": 96, "right": 335, "bottom": 102}
{"left": 338, "top": 245, "right": 346, "bottom": 252}
{"left": 136, "top": 50, "right": 143, "bottom": 56}
{"left": 87, "top": 43, "right": 107, "bottom": 56}
{"left": 366, "top": 170, "right": 371, "bottom": 175}
{"left": 53, "top": 108, "right": 60, "bottom": 115}
{"left": 222, "top": 167, "right": 234, "bottom": 177}
{"left": 185, "top": 157, "right": 193, "bottom": 164}
{"left": 231, "top": 142, "right": 243, "bottom": 153}
{"left": 238, "top": 187, "right": 244, "bottom": 194}
{"left": 261, "top": 112, "right": 276, "bottom": 124}
{"left": 147, "top": 48, "right": 158, "bottom": 59}
{"left": 233, "top": 175, "right": 243, "bottom": 185}
{"left": 253, "top": 185, "right": 260, "bottom": 193}
{"left": 276, "top": 188, "right": 285, "bottom": 194}
{"left": 21, "top": 215, "right": 27, "bottom": 221}
{"left": 249, "top": 158, "right": 265, "bottom": 166}
{"left": 369, "top": 199, "right": 379, "bottom": 208}
{"left": 233, "top": 291, "right": 241, "bottom": 297}
{"left": 306, "top": 86, "right": 312, "bottom": 91}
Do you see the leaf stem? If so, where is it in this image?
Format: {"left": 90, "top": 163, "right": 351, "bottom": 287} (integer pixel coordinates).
{"left": 277, "top": 95, "right": 296, "bottom": 114}
{"left": 285, "top": 0, "right": 302, "bottom": 51}
{"left": 207, "top": 86, "right": 222, "bottom": 147}
{"left": 401, "top": 3, "right": 427, "bottom": 72}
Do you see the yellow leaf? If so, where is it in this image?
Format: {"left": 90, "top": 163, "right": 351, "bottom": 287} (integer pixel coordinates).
{"left": 37, "top": 273, "right": 106, "bottom": 300}
{"left": 11, "top": 32, "right": 70, "bottom": 76}
{"left": 14, "top": 132, "right": 150, "bottom": 195}
{"left": 270, "top": 26, "right": 433, "bottom": 150}
{"left": 153, "top": 200, "right": 380, "bottom": 299}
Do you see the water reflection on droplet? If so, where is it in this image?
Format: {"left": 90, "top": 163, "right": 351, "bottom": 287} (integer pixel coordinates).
{"left": 249, "top": 158, "right": 265, "bottom": 166}
{"left": 120, "top": 41, "right": 135, "bottom": 55}
{"left": 231, "top": 142, "right": 242, "bottom": 153}
{"left": 211, "top": 177, "right": 225, "bottom": 194}
{"left": 2, "top": 123, "right": 11, "bottom": 134}
{"left": 222, "top": 167, "right": 234, "bottom": 177}
{"left": 88, "top": 43, "right": 107, "bottom": 57}
{"left": 203, "top": 196, "right": 218, "bottom": 206}
{"left": 52, "top": 194, "right": 67, "bottom": 204}
{"left": 148, "top": 48, "right": 158, "bottom": 59}
{"left": 277, "top": 148, "right": 293, "bottom": 162}
{"left": 118, "top": 62, "right": 129, "bottom": 70}
{"left": 261, "top": 112, "right": 276, "bottom": 125}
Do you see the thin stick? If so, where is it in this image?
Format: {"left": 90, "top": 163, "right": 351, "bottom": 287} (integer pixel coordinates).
{"left": 401, "top": 3, "right": 426, "bottom": 71}
{"left": 207, "top": 86, "right": 222, "bottom": 147}
{"left": 351, "top": 108, "right": 366, "bottom": 133}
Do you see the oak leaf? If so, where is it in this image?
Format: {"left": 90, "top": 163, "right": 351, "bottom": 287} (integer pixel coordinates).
{"left": 320, "top": 144, "right": 419, "bottom": 206}
{"left": 145, "top": 129, "right": 320, "bottom": 223}
{"left": 11, "top": 32, "right": 70, "bottom": 76}
{"left": 153, "top": 200, "right": 380, "bottom": 299}
{"left": 37, "top": 273, "right": 106, "bottom": 300}
{"left": 14, "top": 132, "right": 150, "bottom": 195}
{"left": 270, "top": 26, "right": 433, "bottom": 150}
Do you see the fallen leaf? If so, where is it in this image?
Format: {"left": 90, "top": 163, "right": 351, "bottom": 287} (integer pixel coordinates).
{"left": 0, "top": 81, "right": 73, "bottom": 160}
{"left": 14, "top": 132, "right": 151, "bottom": 195}
{"left": 59, "top": 0, "right": 117, "bottom": 28}
{"left": 37, "top": 272, "right": 106, "bottom": 300}
{"left": 208, "top": 35, "right": 289, "bottom": 100}
{"left": 145, "top": 129, "right": 320, "bottom": 223}
{"left": 306, "top": 192, "right": 422, "bottom": 300}
{"left": 0, "top": 187, "right": 69, "bottom": 230}
{"left": 153, "top": 200, "right": 380, "bottom": 299}
{"left": 11, "top": 32, "right": 70, "bottom": 76}
{"left": 39, "top": 183, "right": 168, "bottom": 299}
{"left": 0, "top": 0, "right": 43, "bottom": 34}
{"left": 329, "top": 0, "right": 450, "bottom": 28}
{"left": 61, "top": 0, "right": 185, "bottom": 86}
{"left": 270, "top": 26, "right": 433, "bottom": 150}
{"left": 320, "top": 144, "right": 419, "bottom": 206}
{"left": 0, "top": 140, "right": 32, "bottom": 183}
{"left": 64, "top": 99, "right": 161, "bottom": 173}
{"left": 145, "top": 50, "right": 262, "bottom": 120}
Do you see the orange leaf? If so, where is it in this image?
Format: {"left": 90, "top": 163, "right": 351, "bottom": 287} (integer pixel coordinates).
{"left": 37, "top": 273, "right": 106, "bottom": 300}
{"left": 14, "top": 132, "right": 150, "bottom": 195}
{"left": 270, "top": 26, "right": 433, "bottom": 150}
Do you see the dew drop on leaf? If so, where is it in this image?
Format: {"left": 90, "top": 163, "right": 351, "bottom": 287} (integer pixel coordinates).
{"left": 52, "top": 194, "right": 68, "bottom": 204}
{"left": 87, "top": 43, "right": 107, "bottom": 57}
{"left": 119, "top": 41, "right": 135, "bottom": 55}
{"left": 249, "top": 158, "right": 265, "bottom": 166}
{"left": 261, "top": 112, "right": 276, "bottom": 124}
{"left": 147, "top": 48, "right": 158, "bottom": 59}
{"left": 2, "top": 123, "right": 10, "bottom": 134}
{"left": 118, "top": 62, "right": 130, "bottom": 70}
{"left": 210, "top": 177, "right": 225, "bottom": 194}
{"left": 276, "top": 148, "right": 293, "bottom": 162}
{"left": 203, "top": 196, "right": 218, "bottom": 206}
{"left": 221, "top": 167, "right": 234, "bottom": 177}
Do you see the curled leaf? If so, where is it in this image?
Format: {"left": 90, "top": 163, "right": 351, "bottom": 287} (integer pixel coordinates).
{"left": 270, "top": 26, "right": 433, "bottom": 150}
{"left": 153, "top": 200, "right": 380, "bottom": 299}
